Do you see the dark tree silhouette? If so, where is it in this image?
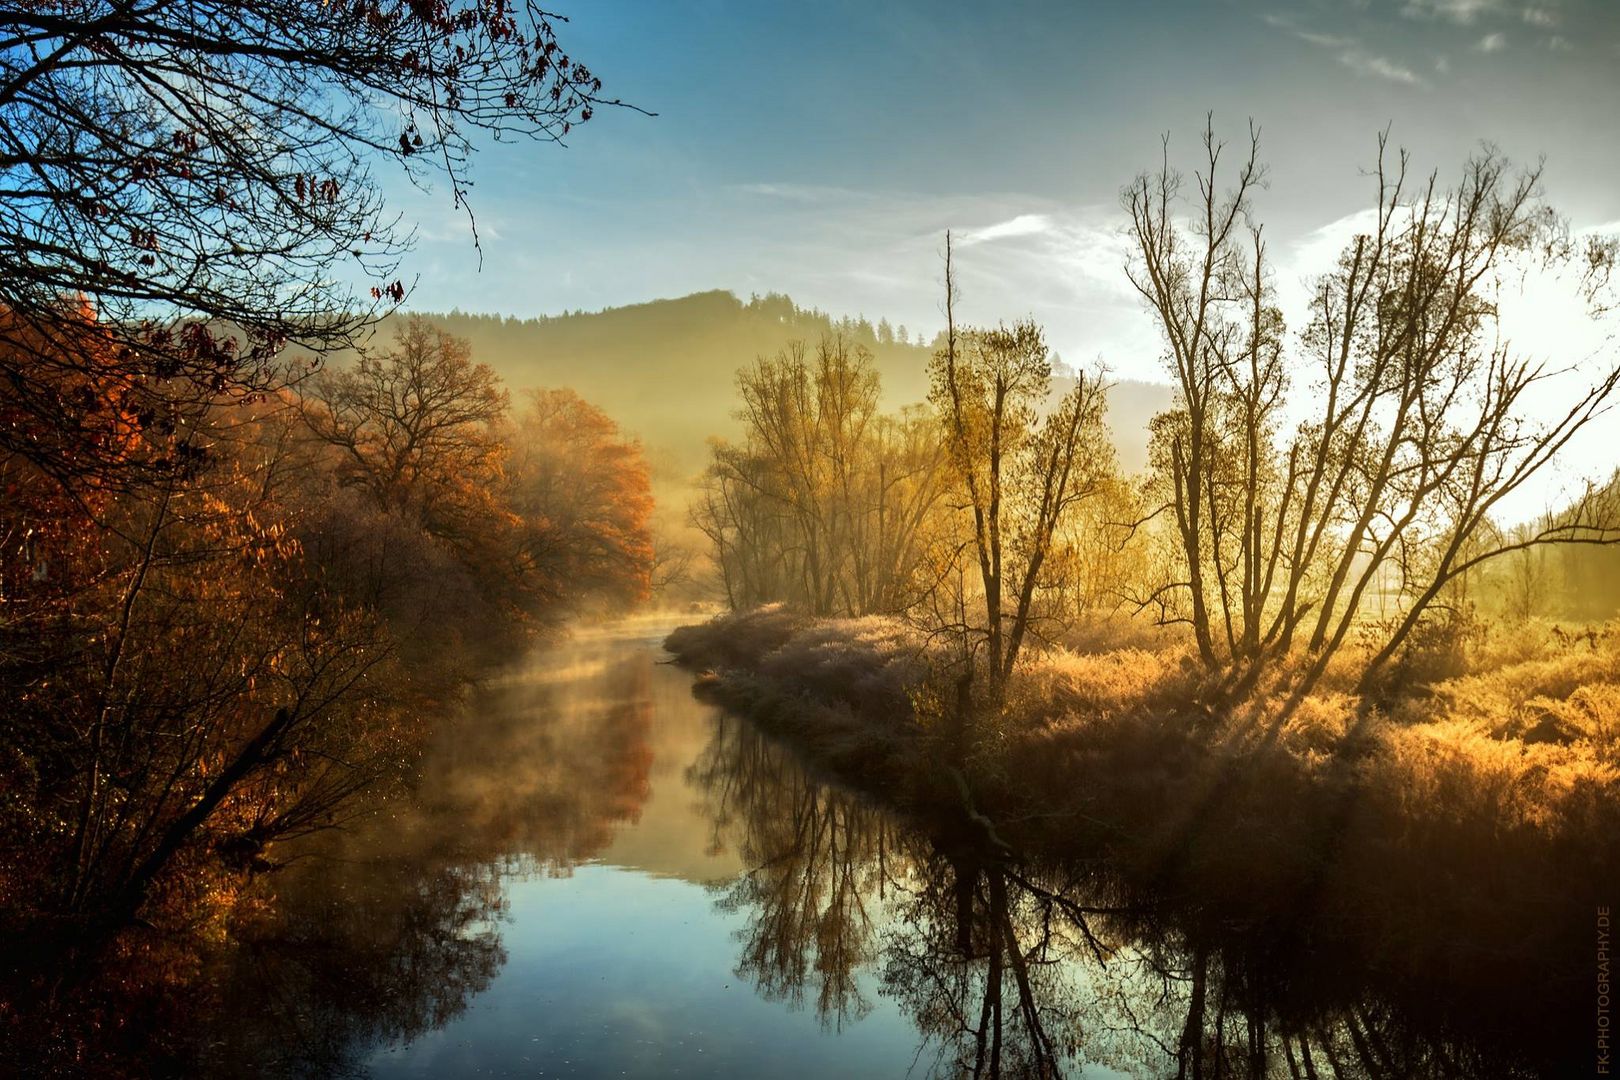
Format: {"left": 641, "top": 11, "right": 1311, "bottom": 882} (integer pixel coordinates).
{"left": 0, "top": 0, "right": 625, "bottom": 484}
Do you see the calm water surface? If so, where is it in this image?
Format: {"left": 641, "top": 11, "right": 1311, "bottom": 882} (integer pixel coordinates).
{"left": 349, "top": 616, "right": 937, "bottom": 1079}
{"left": 192, "top": 616, "right": 1577, "bottom": 1078}
{"left": 212, "top": 616, "right": 1128, "bottom": 1078}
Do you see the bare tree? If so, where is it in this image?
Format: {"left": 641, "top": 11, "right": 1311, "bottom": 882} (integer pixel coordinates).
{"left": 1123, "top": 118, "right": 1278, "bottom": 672}
{"left": 1499, "top": 519, "right": 1551, "bottom": 624}
{"left": 1125, "top": 119, "right": 1620, "bottom": 696}
{"left": 694, "top": 337, "right": 948, "bottom": 617}
{"left": 735, "top": 338, "right": 878, "bottom": 615}
{"left": 301, "top": 316, "right": 509, "bottom": 540}
{"left": 930, "top": 235, "right": 1116, "bottom": 696}
{"left": 692, "top": 443, "right": 788, "bottom": 611}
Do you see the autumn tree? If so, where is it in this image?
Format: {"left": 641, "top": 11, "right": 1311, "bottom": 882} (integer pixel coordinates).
{"left": 301, "top": 317, "right": 511, "bottom": 549}
{"left": 1, "top": 393, "right": 421, "bottom": 928}
{"left": 929, "top": 237, "right": 1116, "bottom": 696}
{"left": 3, "top": 315, "right": 657, "bottom": 936}
{"left": 302, "top": 325, "right": 654, "bottom": 623}
{"left": 0, "top": 0, "right": 657, "bottom": 947}
{"left": 1045, "top": 473, "right": 1154, "bottom": 620}
{"left": 0, "top": 302, "right": 144, "bottom": 604}
{"left": 507, "top": 387, "right": 655, "bottom": 608}
{"left": 860, "top": 407, "right": 956, "bottom": 616}
{"left": 0, "top": 0, "right": 622, "bottom": 486}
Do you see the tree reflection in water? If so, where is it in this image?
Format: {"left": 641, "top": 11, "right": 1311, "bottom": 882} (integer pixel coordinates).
{"left": 692, "top": 711, "right": 892, "bottom": 1029}
{"left": 2, "top": 646, "right": 659, "bottom": 1077}
{"left": 693, "top": 714, "right": 1090, "bottom": 1076}
{"left": 1, "top": 643, "right": 1586, "bottom": 1078}
{"left": 879, "top": 852, "right": 1093, "bottom": 1079}
{"left": 202, "top": 860, "right": 509, "bottom": 1078}
{"left": 205, "top": 649, "right": 661, "bottom": 1076}
{"left": 691, "top": 711, "right": 1556, "bottom": 1079}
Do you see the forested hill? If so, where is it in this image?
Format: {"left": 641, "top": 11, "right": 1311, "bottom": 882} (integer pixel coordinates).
{"left": 386, "top": 291, "right": 1170, "bottom": 489}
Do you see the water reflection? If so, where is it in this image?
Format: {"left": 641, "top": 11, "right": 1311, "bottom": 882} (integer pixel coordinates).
{"left": 199, "top": 638, "right": 669, "bottom": 1076}
{"left": 205, "top": 861, "right": 507, "bottom": 1078}
{"left": 694, "top": 713, "right": 894, "bottom": 1029}
{"left": 2, "top": 623, "right": 1591, "bottom": 1078}
{"left": 692, "top": 714, "right": 1092, "bottom": 1077}
{"left": 688, "top": 688, "right": 1570, "bottom": 1079}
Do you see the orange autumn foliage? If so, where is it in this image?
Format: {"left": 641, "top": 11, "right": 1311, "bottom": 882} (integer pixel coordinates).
{"left": 509, "top": 387, "right": 655, "bottom": 608}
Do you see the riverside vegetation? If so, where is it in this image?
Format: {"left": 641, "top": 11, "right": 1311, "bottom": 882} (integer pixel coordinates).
{"left": 0, "top": 314, "right": 657, "bottom": 1065}
{"left": 668, "top": 124, "right": 1620, "bottom": 1077}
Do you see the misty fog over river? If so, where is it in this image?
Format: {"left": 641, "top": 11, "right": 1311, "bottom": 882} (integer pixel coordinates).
{"left": 179, "top": 617, "right": 1572, "bottom": 1078}
{"left": 204, "top": 616, "right": 941, "bottom": 1078}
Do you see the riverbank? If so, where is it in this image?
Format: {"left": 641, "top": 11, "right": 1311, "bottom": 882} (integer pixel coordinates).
{"left": 666, "top": 605, "right": 1620, "bottom": 1074}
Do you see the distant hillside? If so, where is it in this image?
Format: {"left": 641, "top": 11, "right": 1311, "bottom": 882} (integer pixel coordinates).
{"left": 384, "top": 291, "right": 1170, "bottom": 492}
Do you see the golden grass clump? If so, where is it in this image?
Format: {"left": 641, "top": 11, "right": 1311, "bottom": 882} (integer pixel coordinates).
{"left": 1397, "top": 620, "right": 1620, "bottom": 764}
{"left": 1013, "top": 646, "right": 1187, "bottom": 724}
{"left": 1383, "top": 716, "right": 1619, "bottom": 832}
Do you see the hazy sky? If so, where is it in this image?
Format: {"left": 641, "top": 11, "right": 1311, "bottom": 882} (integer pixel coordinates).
{"left": 390, "top": 0, "right": 1620, "bottom": 385}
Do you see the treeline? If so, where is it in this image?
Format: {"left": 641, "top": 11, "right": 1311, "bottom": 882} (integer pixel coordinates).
{"left": 0, "top": 313, "right": 652, "bottom": 938}
{"left": 395, "top": 291, "right": 955, "bottom": 497}
{"left": 692, "top": 337, "right": 946, "bottom": 618}
{"left": 439, "top": 290, "right": 927, "bottom": 351}
{"left": 695, "top": 126, "right": 1620, "bottom": 709}
{"left": 695, "top": 313, "right": 1141, "bottom": 702}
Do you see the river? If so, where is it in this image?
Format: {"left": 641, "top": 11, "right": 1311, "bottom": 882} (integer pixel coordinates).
{"left": 156, "top": 616, "right": 1581, "bottom": 1077}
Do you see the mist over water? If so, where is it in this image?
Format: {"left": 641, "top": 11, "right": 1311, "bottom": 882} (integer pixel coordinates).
{"left": 160, "top": 618, "right": 1579, "bottom": 1078}
{"left": 202, "top": 617, "right": 928, "bottom": 1077}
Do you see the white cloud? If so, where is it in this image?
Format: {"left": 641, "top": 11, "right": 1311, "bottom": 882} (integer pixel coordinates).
{"left": 398, "top": 192, "right": 502, "bottom": 245}
{"left": 903, "top": 204, "right": 1158, "bottom": 375}
{"left": 1340, "top": 48, "right": 1427, "bottom": 84}
{"left": 1272, "top": 208, "right": 1385, "bottom": 320}
{"left": 1260, "top": 12, "right": 1354, "bottom": 46}
{"left": 1298, "top": 28, "right": 1356, "bottom": 48}
{"left": 732, "top": 182, "right": 873, "bottom": 204}
{"left": 1402, "top": 0, "right": 1505, "bottom": 23}
{"left": 1261, "top": 13, "right": 1427, "bottom": 86}
{"left": 1522, "top": 3, "right": 1560, "bottom": 27}
{"left": 1477, "top": 31, "right": 1509, "bottom": 51}
{"left": 1275, "top": 207, "right": 1620, "bottom": 522}
{"left": 957, "top": 213, "right": 1053, "bottom": 246}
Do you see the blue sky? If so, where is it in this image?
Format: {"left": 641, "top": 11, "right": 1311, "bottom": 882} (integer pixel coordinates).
{"left": 388, "top": 0, "right": 1620, "bottom": 382}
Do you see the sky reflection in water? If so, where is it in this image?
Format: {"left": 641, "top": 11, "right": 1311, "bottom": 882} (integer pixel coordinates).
{"left": 219, "top": 617, "right": 1558, "bottom": 1079}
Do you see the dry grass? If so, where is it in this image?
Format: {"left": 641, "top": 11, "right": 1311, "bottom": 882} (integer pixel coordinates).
{"left": 666, "top": 607, "right": 1619, "bottom": 1071}
{"left": 1394, "top": 620, "right": 1620, "bottom": 762}
{"left": 1008, "top": 645, "right": 1191, "bottom": 723}
{"left": 663, "top": 602, "right": 809, "bottom": 670}
{"left": 668, "top": 608, "right": 935, "bottom": 794}
{"left": 1052, "top": 610, "right": 1184, "bottom": 655}
{"left": 667, "top": 608, "right": 1620, "bottom": 854}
